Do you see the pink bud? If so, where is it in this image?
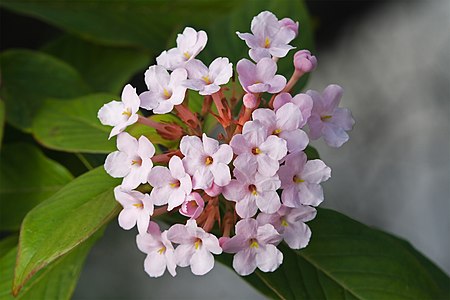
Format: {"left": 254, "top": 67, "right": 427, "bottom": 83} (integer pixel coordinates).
{"left": 179, "top": 192, "right": 204, "bottom": 219}
{"left": 243, "top": 93, "right": 258, "bottom": 109}
{"left": 279, "top": 18, "right": 299, "bottom": 37}
{"left": 294, "top": 50, "right": 317, "bottom": 73}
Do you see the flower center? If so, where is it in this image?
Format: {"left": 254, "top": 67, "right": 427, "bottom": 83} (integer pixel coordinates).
{"left": 272, "top": 128, "right": 282, "bottom": 135}
{"left": 264, "top": 37, "right": 271, "bottom": 48}
{"left": 162, "top": 88, "right": 172, "bottom": 99}
{"left": 321, "top": 115, "right": 332, "bottom": 121}
{"left": 122, "top": 108, "right": 132, "bottom": 117}
{"left": 293, "top": 175, "right": 304, "bottom": 184}
{"left": 157, "top": 246, "right": 166, "bottom": 255}
{"left": 248, "top": 184, "right": 258, "bottom": 196}
{"left": 251, "top": 147, "right": 261, "bottom": 155}
{"left": 133, "top": 203, "right": 144, "bottom": 208}
{"left": 131, "top": 158, "right": 142, "bottom": 166}
{"left": 205, "top": 156, "right": 214, "bottom": 165}
{"left": 201, "top": 75, "right": 212, "bottom": 84}
{"left": 169, "top": 180, "right": 181, "bottom": 188}
{"left": 281, "top": 219, "right": 289, "bottom": 227}
{"left": 183, "top": 51, "right": 191, "bottom": 60}
{"left": 194, "top": 238, "right": 202, "bottom": 250}
{"left": 249, "top": 238, "right": 259, "bottom": 248}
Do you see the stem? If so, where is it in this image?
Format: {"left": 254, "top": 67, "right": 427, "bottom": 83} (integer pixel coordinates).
{"left": 152, "top": 150, "right": 182, "bottom": 164}
{"left": 211, "top": 91, "right": 232, "bottom": 128}
{"left": 282, "top": 69, "right": 304, "bottom": 94}
{"left": 153, "top": 206, "right": 168, "bottom": 217}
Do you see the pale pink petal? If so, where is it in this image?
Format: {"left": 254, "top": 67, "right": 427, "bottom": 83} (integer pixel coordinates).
{"left": 139, "top": 91, "right": 160, "bottom": 110}
{"left": 279, "top": 129, "right": 309, "bottom": 153}
{"left": 323, "top": 123, "right": 349, "bottom": 148}
{"left": 233, "top": 248, "right": 257, "bottom": 276}
{"left": 249, "top": 48, "right": 271, "bottom": 62}
{"left": 306, "top": 115, "right": 324, "bottom": 140}
{"left": 256, "top": 58, "right": 277, "bottom": 82}
{"left": 256, "top": 154, "right": 279, "bottom": 177}
{"left": 281, "top": 187, "right": 299, "bottom": 207}
{"left": 322, "top": 84, "right": 344, "bottom": 112}
{"left": 222, "top": 179, "right": 247, "bottom": 202}
{"left": 174, "top": 244, "right": 194, "bottom": 267}
{"left": 277, "top": 103, "right": 300, "bottom": 131}
{"left": 202, "top": 235, "right": 222, "bottom": 255}
{"left": 255, "top": 244, "right": 283, "bottom": 272}
{"left": 235, "top": 195, "right": 258, "bottom": 218}
{"left": 212, "top": 144, "right": 233, "bottom": 164}
{"left": 233, "top": 154, "right": 257, "bottom": 175}
{"left": 221, "top": 235, "right": 247, "bottom": 253}
{"left": 256, "top": 223, "right": 282, "bottom": 245}
{"left": 144, "top": 65, "right": 170, "bottom": 93}
{"left": 153, "top": 100, "right": 175, "bottom": 114}
{"left": 150, "top": 185, "right": 172, "bottom": 206}
{"left": 190, "top": 248, "right": 214, "bottom": 275}
{"left": 122, "top": 167, "right": 146, "bottom": 190}
{"left": 332, "top": 108, "right": 355, "bottom": 131}
{"left": 138, "top": 136, "right": 155, "bottom": 160}
{"left": 210, "top": 162, "right": 231, "bottom": 187}
{"left": 118, "top": 208, "right": 137, "bottom": 230}
{"left": 230, "top": 134, "right": 250, "bottom": 155}
{"left": 256, "top": 191, "right": 281, "bottom": 214}
{"left": 252, "top": 108, "right": 276, "bottom": 133}
{"left": 180, "top": 135, "right": 204, "bottom": 157}
{"left": 121, "top": 84, "right": 140, "bottom": 114}
{"left": 302, "top": 160, "right": 331, "bottom": 184}
{"left": 202, "top": 133, "right": 219, "bottom": 155}
{"left": 144, "top": 251, "right": 167, "bottom": 278}
{"left": 235, "top": 218, "right": 259, "bottom": 238}
{"left": 137, "top": 212, "right": 150, "bottom": 234}
{"left": 185, "top": 59, "right": 208, "bottom": 80}
{"left": 248, "top": 82, "right": 270, "bottom": 93}
{"left": 242, "top": 120, "right": 267, "bottom": 146}
{"left": 283, "top": 222, "right": 311, "bottom": 250}
{"left": 298, "top": 183, "right": 324, "bottom": 206}
{"left": 209, "top": 57, "right": 232, "bottom": 85}
{"left": 199, "top": 84, "right": 220, "bottom": 96}
{"left": 98, "top": 101, "right": 124, "bottom": 126}
{"left": 167, "top": 224, "right": 192, "bottom": 244}
{"left": 117, "top": 132, "right": 138, "bottom": 155}
{"left": 267, "top": 75, "right": 287, "bottom": 93}
{"left": 273, "top": 93, "right": 292, "bottom": 111}
{"left": 192, "top": 167, "right": 214, "bottom": 190}
{"left": 167, "top": 188, "right": 186, "bottom": 211}
{"left": 292, "top": 93, "right": 313, "bottom": 127}
{"left": 168, "top": 155, "right": 185, "bottom": 179}
{"left": 255, "top": 172, "right": 280, "bottom": 191}
{"left": 259, "top": 135, "right": 287, "bottom": 161}
{"left": 269, "top": 44, "right": 294, "bottom": 58}
{"left": 104, "top": 151, "right": 130, "bottom": 178}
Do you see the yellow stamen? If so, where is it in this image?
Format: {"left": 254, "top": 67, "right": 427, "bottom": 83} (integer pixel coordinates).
{"left": 133, "top": 203, "right": 144, "bottom": 208}
{"left": 264, "top": 37, "right": 271, "bottom": 48}
{"left": 250, "top": 239, "right": 259, "bottom": 248}
{"left": 194, "top": 238, "right": 202, "bottom": 250}
{"left": 205, "top": 156, "right": 213, "bottom": 165}
{"left": 122, "top": 109, "right": 131, "bottom": 117}
{"left": 169, "top": 180, "right": 181, "bottom": 188}
{"left": 163, "top": 88, "right": 172, "bottom": 99}
{"left": 321, "top": 115, "right": 332, "bottom": 121}
{"left": 183, "top": 51, "right": 191, "bottom": 59}
{"left": 157, "top": 246, "right": 166, "bottom": 255}
{"left": 131, "top": 159, "right": 141, "bottom": 166}
{"left": 201, "top": 76, "right": 212, "bottom": 84}
{"left": 273, "top": 129, "right": 282, "bottom": 135}
{"left": 252, "top": 147, "right": 261, "bottom": 155}
{"left": 293, "top": 175, "right": 305, "bottom": 184}
{"left": 281, "top": 219, "right": 289, "bottom": 227}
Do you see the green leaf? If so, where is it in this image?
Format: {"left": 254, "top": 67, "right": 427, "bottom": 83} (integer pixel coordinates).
{"left": 0, "top": 143, "right": 73, "bottom": 231}
{"left": 0, "top": 50, "right": 91, "bottom": 131}
{"left": 225, "top": 208, "right": 450, "bottom": 300}
{"left": 201, "top": 0, "right": 314, "bottom": 93}
{"left": 0, "top": 235, "right": 18, "bottom": 260}
{"left": 32, "top": 93, "right": 117, "bottom": 153}
{"left": 0, "top": 100, "right": 5, "bottom": 148}
{"left": 304, "top": 145, "right": 320, "bottom": 160}
{"left": 1, "top": 232, "right": 100, "bottom": 300}
{"left": 1, "top": 0, "right": 240, "bottom": 52}
{"left": 42, "top": 35, "right": 150, "bottom": 94}
{"left": 13, "top": 167, "right": 120, "bottom": 294}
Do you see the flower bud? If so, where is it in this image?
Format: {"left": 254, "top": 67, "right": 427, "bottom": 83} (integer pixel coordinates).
{"left": 294, "top": 50, "right": 317, "bottom": 73}
{"left": 243, "top": 93, "right": 258, "bottom": 109}
{"left": 279, "top": 18, "right": 299, "bottom": 37}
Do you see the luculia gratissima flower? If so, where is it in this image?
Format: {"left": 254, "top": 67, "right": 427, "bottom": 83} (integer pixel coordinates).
{"left": 97, "top": 10, "right": 355, "bottom": 278}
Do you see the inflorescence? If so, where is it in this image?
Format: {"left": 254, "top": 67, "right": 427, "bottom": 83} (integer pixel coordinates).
{"left": 98, "top": 11, "right": 355, "bottom": 277}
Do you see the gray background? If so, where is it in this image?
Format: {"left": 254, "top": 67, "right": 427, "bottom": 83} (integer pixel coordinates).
{"left": 74, "top": 1, "right": 450, "bottom": 299}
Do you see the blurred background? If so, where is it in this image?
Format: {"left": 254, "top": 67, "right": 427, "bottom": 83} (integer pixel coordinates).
{"left": 1, "top": 0, "right": 449, "bottom": 299}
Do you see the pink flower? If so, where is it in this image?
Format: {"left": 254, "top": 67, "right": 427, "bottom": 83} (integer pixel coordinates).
{"left": 237, "top": 11, "right": 296, "bottom": 62}
{"left": 252, "top": 103, "right": 309, "bottom": 153}
{"left": 279, "top": 17, "right": 299, "bottom": 37}
{"left": 114, "top": 186, "right": 153, "bottom": 234}
{"left": 221, "top": 218, "right": 283, "bottom": 276}
{"left": 136, "top": 222, "right": 176, "bottom": 277}
{"left": 278, "top": 152, "right": 331, "bottom": 207}
{"left": 179, "top": 192, "right": 205, "bottom": 219}
{"left": 204, "top": 181, "right": 223, "bottom": 197}
{"left": 167, "top": 220, "right": 222, "bottom": 275}
{"left": 230, "top": 120, "right": 287, "bottom": 177}
{"left": 180, "top": 133, "right": 233, "bottom": 189}
{"left": 139, "top": 66, "right": 187, "bottom": 114}
{"left": 183, "top": 58, "right": 233, "bottom": 95}
{"left": 306, "top": 84, "right": 355, "bottom": 147}
{"left": 293, "top": 50, "right": 317, "bottom": 73}
{"left": 104, "top": 132, "right": 155, "bottom": 190}
{"left": 148, "top": 155, "right": 192, "bottom": 211}
{"left": 223, "top": 168, "right": 281, "bottom": 218}
{"left": 273, "top": 92, "right": 313, "bottom": 128}
{"left": 257, "top": 205, "right": 316, "bottom": 249}
{"left": 237, "top": 58, "right": 286, "bottom": 94}
{"left": 156, "top": 27, "right": 207, "bottom": 71}
{"left": 97, "top": 84, "right": 140, "bottom": 139}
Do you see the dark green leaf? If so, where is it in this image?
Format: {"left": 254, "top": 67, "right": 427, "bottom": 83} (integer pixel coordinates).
{"left": 1, "top": 0, "right": 240, "bottom": 52}
{"left": 32, "top": 93, "right": 117, "bottom": 153}
{"left": 0, "top": 50, "right": 91, "bottom": 131}
{"left": 13, "top": 167, "right": 120, "bottom": 294}
{"left": 304, "top": 145, "right": 320, "bottom": 160}
{"left": 201, "top": 0, "right": 314, "bottom": 93}
{"left": 224, "top": 208, "right": 450, "bottom": 300}
{"left": 0, "top": 235, "right": 18, "bottom": 260}
{"left": 0, "top": 143, "right": 73, "bottom": 231}
{"left": 0, "top": 100, "right": 5, "bottom": 148}
{"left": 42, "top": 35, "right": 150, "bottom": 94}
{"left": 1, "top": 232, "right": 101, "bottom": 299}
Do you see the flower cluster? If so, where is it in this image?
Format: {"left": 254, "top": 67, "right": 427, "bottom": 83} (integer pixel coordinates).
{"left": 98, "top": 11, "right": 354, "bottom": 277}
